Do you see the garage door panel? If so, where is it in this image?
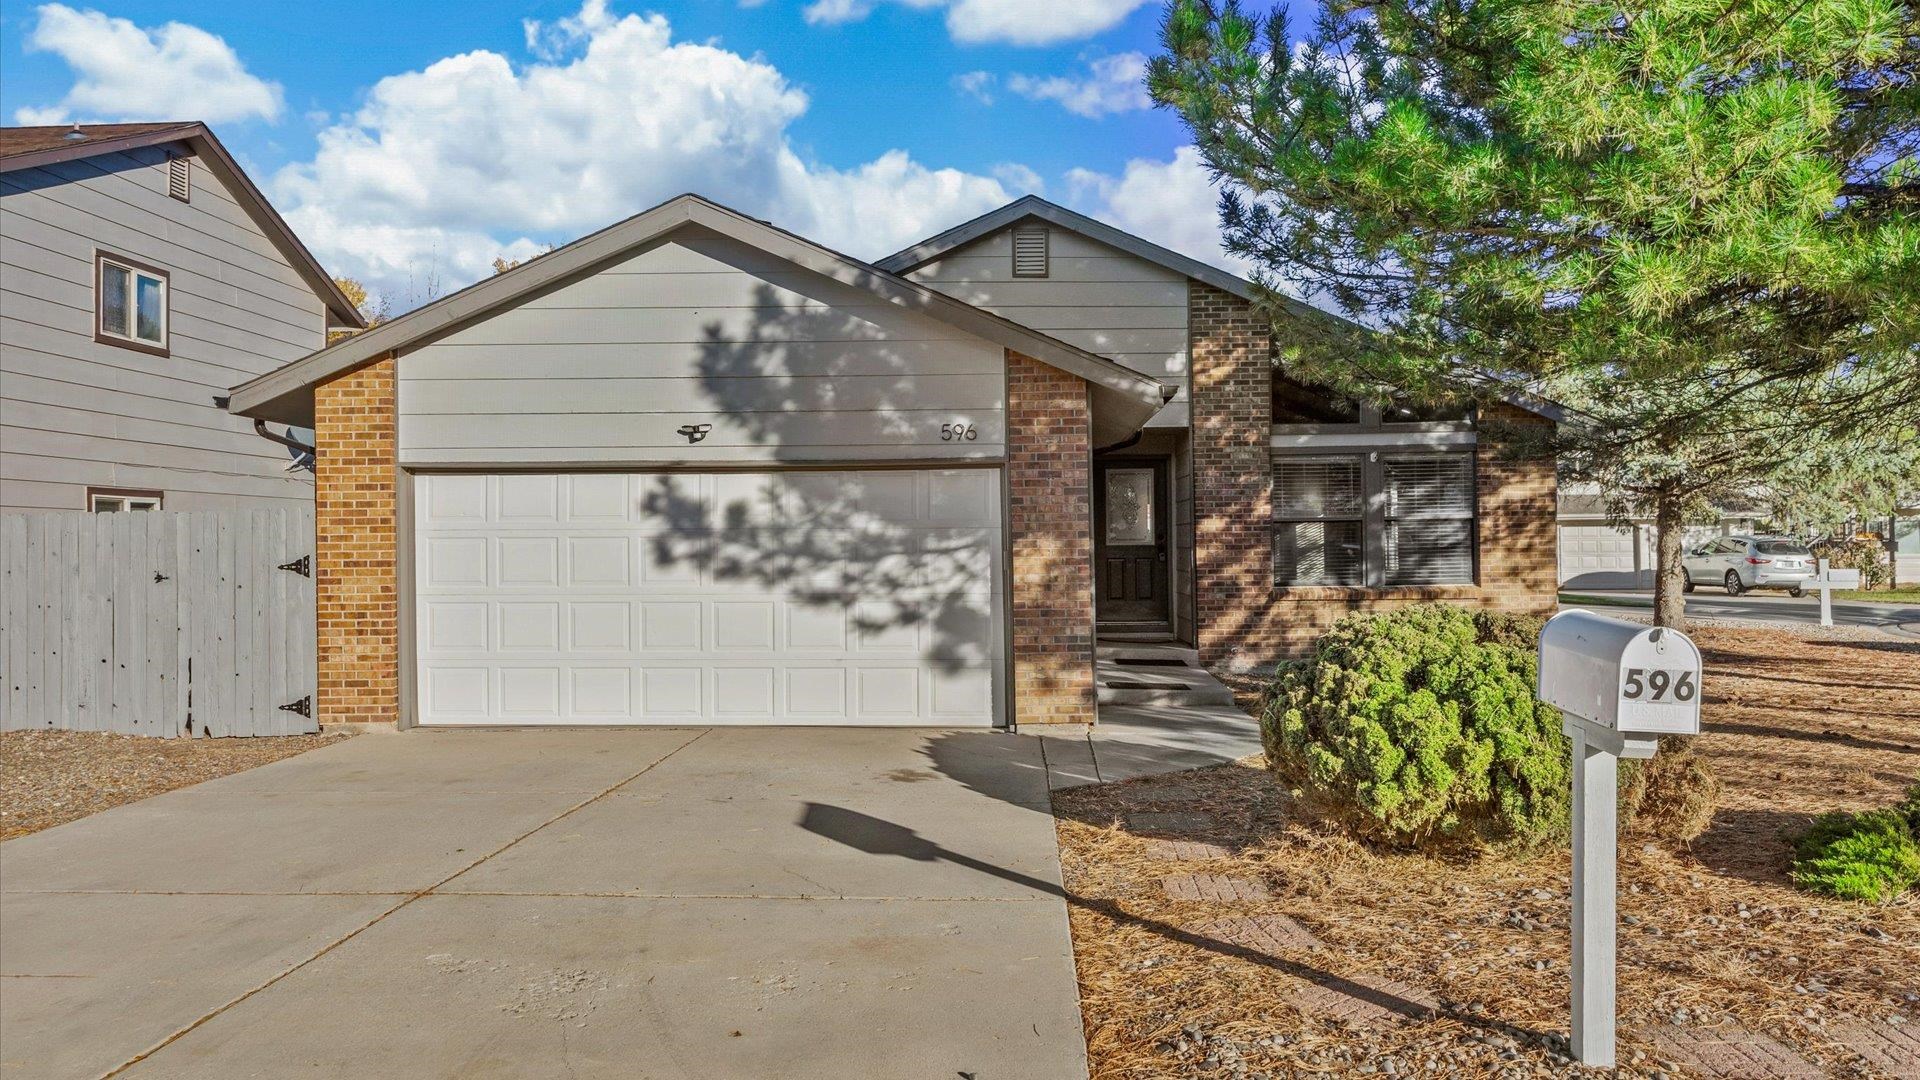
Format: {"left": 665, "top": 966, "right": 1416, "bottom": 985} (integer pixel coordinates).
{"left": 416, "top": 470, "right": 1004, "bottom": 726}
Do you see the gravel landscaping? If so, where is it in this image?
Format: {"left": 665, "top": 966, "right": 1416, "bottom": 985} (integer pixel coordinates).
{"left": 1, "top": 729, "right": 355, "bottom": 840}
{"left": 1056, "top": 628, "right": 1920, "bottom": 1079}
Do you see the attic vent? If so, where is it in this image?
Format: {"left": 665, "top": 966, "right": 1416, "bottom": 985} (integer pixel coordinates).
{"left": 1012, "top": 225, "right": 1049, "bottom": 278}
{"left": 168, "top": 157, "right": 190, "bottom": 202}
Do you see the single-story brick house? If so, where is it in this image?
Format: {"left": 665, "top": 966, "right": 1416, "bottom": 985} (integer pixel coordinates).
{"left": 224, "top": 194, "right": 1557, "bottom": 730}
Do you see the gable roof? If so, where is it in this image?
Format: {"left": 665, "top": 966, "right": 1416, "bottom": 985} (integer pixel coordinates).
{"left": 224, "top": 194, "right": 1173, "bottom": 439}
{"left": 0, "top": 122, "right": 365, "bottom": 329}
{"left": 884, "top": 195, "right": 1565, "bottom": 424}
{"left": 876, "top": 194, "right": 1335, "bottom": 327}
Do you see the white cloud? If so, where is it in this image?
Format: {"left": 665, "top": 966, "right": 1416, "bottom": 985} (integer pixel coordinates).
{"left": 990, "top": 162, "right": 1044, "bottom": 195}
{"left": 803, "top": 0, "right": 1151, "bottom": 46}
{"left": 1066, "top": 146, "right": 1250, "bottom": 276}
{"left": 276, "top": 4, "right": 1015, "bottom": 310}
{"left": 13, "top": 4, "right": 283, "bottom": 125}
{"left": 1007, "top": 52, "right": 1150, "bottom": 118}
{"left": 953, "top": 70, "right": 995, "bottom": 104}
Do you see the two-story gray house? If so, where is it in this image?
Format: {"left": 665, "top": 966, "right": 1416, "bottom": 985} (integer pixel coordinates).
{"left": 1, "top": 122, "right": 364, "bottom": 512}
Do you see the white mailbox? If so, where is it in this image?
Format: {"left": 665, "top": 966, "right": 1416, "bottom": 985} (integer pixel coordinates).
{"left": 1537, "top": 608, "right": 1705, "bottom": 1069}
{"left": 1538, "top": 610, "right": 1701, "bottom": 736}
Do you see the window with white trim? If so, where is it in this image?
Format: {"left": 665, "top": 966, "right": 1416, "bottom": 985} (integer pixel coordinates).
{"left": 96, "top": 253, "right": 168, "bottom": 352}
{"left": 89, "top": 491, "right": 162, "bottom": 512}
{"left": 1273, "top": 452, "right": 1476, "bottom": 586}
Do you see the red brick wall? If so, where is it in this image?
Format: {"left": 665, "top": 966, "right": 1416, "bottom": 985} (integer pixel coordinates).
{"left": 312, "top": 356, "right": 399, "bottom": 726}
{"left": 1006, "top": 349, "right": 1096, "bottom": 725}
{"left": 1190, "top": 282, "right": 1275, "bottom": 667}
{"left": 1189, "top": 285, "right": 1558, "bottom": 667}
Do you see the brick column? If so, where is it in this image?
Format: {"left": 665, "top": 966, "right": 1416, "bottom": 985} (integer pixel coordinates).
{"left": 312, "top": 356, "right": 399, "bottom": 727}
{"left": 1474, "top": 403, "right": 1558, "bottom": 615}
{"left": 1189, "top": 282, "right": 1273, "bottom": 668}
{"left": 1006, "top": 350, "right": 1096, "bottom": 725}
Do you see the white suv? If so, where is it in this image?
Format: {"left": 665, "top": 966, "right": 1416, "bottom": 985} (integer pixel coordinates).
{"left": 1682, "top": 535, "right": 1817, "bottom": 596}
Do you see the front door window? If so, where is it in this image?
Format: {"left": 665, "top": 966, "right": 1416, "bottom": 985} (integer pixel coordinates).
{"left": 1105, "top": 468, "right": 1156, "bottom": 545}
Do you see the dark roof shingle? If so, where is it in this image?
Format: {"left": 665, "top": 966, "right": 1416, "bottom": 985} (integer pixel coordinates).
{"left": 0, "top": 123, "right": 199, "bottom": 162}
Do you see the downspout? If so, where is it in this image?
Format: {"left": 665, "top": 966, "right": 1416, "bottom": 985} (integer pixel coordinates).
{"left": 252, "top": 419, "right": 316, "bottom": 458}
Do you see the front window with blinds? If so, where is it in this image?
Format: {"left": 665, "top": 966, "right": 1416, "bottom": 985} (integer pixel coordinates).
{"left": 1382, "top": 456, "right": 1476, "bottom": 584}
{"left": 1273, "top": 453, "right": 1476, "bottom": 586}
{"left": 1273, "top": 458, "right": 1364, "bottom": 585}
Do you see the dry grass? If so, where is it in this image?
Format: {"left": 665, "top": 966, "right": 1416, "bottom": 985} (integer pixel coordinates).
{"left": 1056, "top": 628, "right": 1920, "bottom": 1079}
{"left": 1, "top": 729, "right": 355, "bottom": 840}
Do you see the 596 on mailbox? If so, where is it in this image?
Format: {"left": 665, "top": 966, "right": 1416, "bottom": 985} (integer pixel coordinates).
{"left": 1621, "top": 667, "right": 1695, "bottom": 704}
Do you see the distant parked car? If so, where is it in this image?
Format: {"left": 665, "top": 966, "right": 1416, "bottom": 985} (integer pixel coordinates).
{"left": 1682, "top": 535, "right": 1817, "bottom": 596}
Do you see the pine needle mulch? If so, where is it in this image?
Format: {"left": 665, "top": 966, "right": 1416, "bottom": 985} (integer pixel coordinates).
{"left": 1054, "top": 628, "right": 1920, "bottom": 1079}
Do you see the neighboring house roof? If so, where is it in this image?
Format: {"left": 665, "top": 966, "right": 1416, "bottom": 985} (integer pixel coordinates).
{"left": 225, "top": 194, "right": 1173, "bottom": 438}
{"left": 0, "top": 122, "right": 366, "bottom": 329}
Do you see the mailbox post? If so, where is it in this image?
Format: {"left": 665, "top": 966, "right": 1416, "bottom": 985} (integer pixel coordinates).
{"left": 1538, "top": 610, "right": 1702, "bottom": 1068}
{"left": 1803, "top": 562, "right": 1861, "bottom": 627}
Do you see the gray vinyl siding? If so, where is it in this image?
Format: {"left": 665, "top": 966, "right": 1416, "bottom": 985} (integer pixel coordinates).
{"left": 905, "top": 227, "right": 1190, "bottom": 428}
{"left": 395, "top": 227, "right": 1007, "bottom": 466}
{"left": 0, "top": 144, "right": 327, "bottom": 511}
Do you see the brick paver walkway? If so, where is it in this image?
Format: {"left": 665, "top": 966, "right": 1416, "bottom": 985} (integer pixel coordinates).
{"left": 1191, "top": 913, "right": 1322, "bottom": 953}
{"left": 1161, "top": 873, "right": 1270, "bottom": 902}
{"left": 1295, "top": 974, "right": 1438, "bottom": 1025}
{"left": 1641, "top": 1023, "right": 1820, "bottom": 1078}
{"left": 1127, "top": 811, "right": 1213, "bottom": 835}
{"left": 1834, "top": 1020, "right": 1920, "bottom": 1077}
{"left": 1145, "top": 838, "right": 1232, "bottom": 861}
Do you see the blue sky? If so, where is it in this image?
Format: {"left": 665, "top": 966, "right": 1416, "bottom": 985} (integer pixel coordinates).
{"left": 0, "top": 0, "right": 1267, "bottom": 310}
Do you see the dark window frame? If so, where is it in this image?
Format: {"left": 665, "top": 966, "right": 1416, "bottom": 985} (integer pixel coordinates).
{"left": 94, "top": 250, "right": 170, "bottom": 357}
{"left": 1272, "top": 450, "right": 1479, "bottom": 587}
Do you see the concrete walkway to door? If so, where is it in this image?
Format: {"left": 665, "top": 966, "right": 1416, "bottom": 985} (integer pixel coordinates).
{"left": 0, "top": 728, "right": 1087, "bottom": 1080}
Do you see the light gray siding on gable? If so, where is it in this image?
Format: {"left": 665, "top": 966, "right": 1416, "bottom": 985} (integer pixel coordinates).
{"left": 907, "top": 226, "right": 1190, "bottom": 428}
{"left": 395, "top": 228, "right": 1008, "bottom": 466}
{"left": 0, "top": 145, "right": 327, "bottom": 510}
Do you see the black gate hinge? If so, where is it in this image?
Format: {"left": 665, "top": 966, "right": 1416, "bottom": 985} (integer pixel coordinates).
{"left": 279, "top": 695, "right": 312, "bottom": 718}
{"left": 277, "top": 555, "right": 311, "bottom": 578}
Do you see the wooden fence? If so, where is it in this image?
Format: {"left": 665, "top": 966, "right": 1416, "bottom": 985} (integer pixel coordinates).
{"left": 0, "top": 508, "right": 317, "bottom": 737}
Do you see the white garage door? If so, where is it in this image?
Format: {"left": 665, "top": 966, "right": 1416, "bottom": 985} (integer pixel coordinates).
{"left": 1558, "top": 523, "right": 1639, "bottom": 585}
{"left": 413, "top": 470, "right": 1003, "bottom": 726}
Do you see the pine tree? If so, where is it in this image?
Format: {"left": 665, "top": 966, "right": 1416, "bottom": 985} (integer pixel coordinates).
{"left": 1151, "top": 0, "right": 1920, "bottom": 625}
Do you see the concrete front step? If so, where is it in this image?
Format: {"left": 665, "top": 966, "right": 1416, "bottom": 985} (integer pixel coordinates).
{"left": 1094, "top": 658, "right": 1237, "bottom": 706}
{"left": 1096, "top": 641, "right": 1201, "bottom": 665}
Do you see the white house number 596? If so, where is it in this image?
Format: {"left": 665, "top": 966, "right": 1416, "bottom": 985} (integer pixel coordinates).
{"left": 1622, "top": 668, "right": 1696, "bottom": 702}
{"left": 940, "top": 421, "right": 978, "bottom": 442}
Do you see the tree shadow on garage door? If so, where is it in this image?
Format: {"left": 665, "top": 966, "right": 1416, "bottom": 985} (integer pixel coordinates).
{"left": 633, "top": 271, "right": 1005, "bottom": 677}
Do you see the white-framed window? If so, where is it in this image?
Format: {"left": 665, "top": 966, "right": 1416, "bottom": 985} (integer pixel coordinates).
{"left": 1273, "top": 452, "right": 1477, "bottom": 586}
{"left": 88, "top": 488, "right": 162, "bottom": 512}
{"left": 96, "top": 252, "right": 169, "bottom": 354}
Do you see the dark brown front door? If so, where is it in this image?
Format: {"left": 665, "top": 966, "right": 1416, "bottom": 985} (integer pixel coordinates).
{"left": 1094, "top": 458, "right": 1169, "bottom": 625}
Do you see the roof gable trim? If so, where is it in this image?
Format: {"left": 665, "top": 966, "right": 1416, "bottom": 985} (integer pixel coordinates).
{"left": 224, "top": 195, "right": 1169, "bottom": 423}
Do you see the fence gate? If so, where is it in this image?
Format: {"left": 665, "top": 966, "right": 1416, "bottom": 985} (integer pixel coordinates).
{"left": 0, "top": 507, "right": 317, "bottom": 737}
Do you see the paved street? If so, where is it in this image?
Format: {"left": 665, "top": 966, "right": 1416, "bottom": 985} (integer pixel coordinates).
{"left": 1559, "top": 590, "right": 1920, "bottom": 638}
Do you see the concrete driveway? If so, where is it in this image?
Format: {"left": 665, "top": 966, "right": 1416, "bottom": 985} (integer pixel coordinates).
{"left": 0, "top": 728, "right": 1087, "bottom": 1080}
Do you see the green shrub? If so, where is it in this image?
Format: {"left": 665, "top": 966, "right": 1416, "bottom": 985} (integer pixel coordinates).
{"left": 1261, "top": 605, "right": 1569, "bottom": 850}
{"left": 1898, "top": 783, "right": 1920, "bottom": 834}
{"left": 1790, "top": 809, "right": 1920, "bottom": 904}
{"left": 1262, "top": 605, "right": 1720, "bottom": 852}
